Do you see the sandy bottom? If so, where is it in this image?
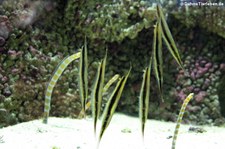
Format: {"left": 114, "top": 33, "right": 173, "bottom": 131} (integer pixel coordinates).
{"left": 0, "top": 113, "right": 224, "bottom": 149}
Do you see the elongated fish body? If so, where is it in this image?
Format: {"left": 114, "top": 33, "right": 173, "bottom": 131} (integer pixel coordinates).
{"left": 78, "top": 40, "right": 88, "bottom": 117}
{"left": 156, "top": 5, "right": 183, "bottom": 69}
{"left": 172, "top": 93, "right": 194, "bottom": 149}
{"left": 103, "top": 74, "right": 120, "bottom": 93}
{"left": 43, "top": 52, "right": 81, "bottom": 124}
{"left": 139, "top": 64, "right": 151, "bottom": 138}
{"left": 78, "top": 74, "right": 120, "bottom": 118}
{"left": 153, "top": 21, "right": 164, "bottom": 101}
{"left": 92, "top": 53, "right": 107, "bottom": 134}
{"left": 92, "top": 61, "right": 103, "bottom": 135}
{"left": 98, "top": 68, "right": 131, "bottom": 146}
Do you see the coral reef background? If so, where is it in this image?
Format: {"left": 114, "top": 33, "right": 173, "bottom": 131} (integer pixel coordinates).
{"left": 0, "top": 0, "right": 225, "bottom": 127}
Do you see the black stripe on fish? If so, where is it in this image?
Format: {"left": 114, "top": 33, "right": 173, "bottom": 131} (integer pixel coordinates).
{"left": 92, "top": 61, "right": 103, "bottom": 135}
{"left": 156, "top": 4, "right": 183, "bottom": 69}
{"left": 98, "top": 68, "right": 131, "bottom": 146}
{"left": 140, "top": 67, "right": 150, "bottom": 137}
{"left": 153, "top": 22, "right": 164, "bottom": 101}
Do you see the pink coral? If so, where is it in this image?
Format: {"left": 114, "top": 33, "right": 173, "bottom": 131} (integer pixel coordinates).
{"left": 195, "top": 91, "right": 207, "bottom": 102}
{"left": 220, "top": 63, "right": 225, "bottom": 71}
{"left": 177, "top": 90, "right": 186, "bottom": 100}
{"left": 205, "top": 62, "right": 212, "bottom": 69}
{"left": 0, "top": 15, "right": 12, "bottom": 39}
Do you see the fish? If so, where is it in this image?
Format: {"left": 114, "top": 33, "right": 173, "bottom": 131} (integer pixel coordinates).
{"left": 103, "top": 74, "right": 120, "bottom": 93}
{"left": 43, "top": 52, "right": 81, "bottom": 124}
{"left": 152, "top": 20, "right": 164, "bottom": 101}
{"left": 172, "top": 93, "right": 194, "bottom": 149}
{"left": 92, "top": 52, "right": 107, "bottom": 135}
{"left": 78, "top": 38, "right": 88, "bottom": 118}
{"left": 139, "top": 61, "right": 151, "bottom": 138}
{"left": 156, "top": 4, "right": 183, "bottom": 69}
{"left": 78, "top": 74, "right": 120, "bottom": 119}
{"left": 98, "top": 67, "right": 131, "bottom": 147}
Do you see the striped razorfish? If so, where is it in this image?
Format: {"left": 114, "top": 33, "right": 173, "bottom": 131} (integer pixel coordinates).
{"left": 43, "top": 52, "right": 81, "bottom": 124}
{"left": 78, "top": 74, "right": 120, "bottom": 118}
{"left": 102, "top": 74, "right": 120, "bottom": 93}
{"left": 152, "top": 20, "right": 164, "bottom": 101}
{"left": 140, "top": 57, "right": 152, "bottom": 138}
{"left": 172, "top": 93, "right": 194, "bottom": 149}
{"left": 139, "top": 62, "right": 151, "bottom": 138}
{"left": 156, "top": 4, "right": 183, "bottom": 69}
{"left": 78, "top": 39, "right": 88, "bottom": 118}
{"left": 97, "top": 67, "right": 131, "bottom": 147}
{"left": 92, "top": 53, "right": 107, "bottom": 135}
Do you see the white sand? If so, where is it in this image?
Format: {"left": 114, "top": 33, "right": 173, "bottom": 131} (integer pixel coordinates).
{"left": 0, "top": 113, "right": 224, "bottom": 149}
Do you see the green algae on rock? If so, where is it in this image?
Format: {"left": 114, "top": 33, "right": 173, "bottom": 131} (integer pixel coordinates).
{"left": 0, "top": 0, "right": 225, "bottom": 128}
{"left": 172, "top": 6, "right": 225, "bottom": 39}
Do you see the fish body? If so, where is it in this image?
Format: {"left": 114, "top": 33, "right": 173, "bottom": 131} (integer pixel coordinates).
{"left": 172, "top": 93, "right": 194, "bottom": 149}
{"left": 92, "top": 53, "right": 107, "bottom": 134}
{"left": 78, "top": 40, "right": 88, "bottom": 118}
{"left": 43, "top": 52, "right": 81, "bottom": 124}
{"left": 152, "top": 21, "right": 164, "bottom": 101}
{"left": 156, "top": 4, "right": 183, "bottom": 69}
{"left": 103, "top": 74, "right": 120, "bottom": 93}
{"left": 139, "top": 65, "right": 151, "bottom": 138}
{"left": 98, "top": 68, "right": 131, "bottom": 147}
{"left": 78, "top": 74, "right": 120, "bottom": 118}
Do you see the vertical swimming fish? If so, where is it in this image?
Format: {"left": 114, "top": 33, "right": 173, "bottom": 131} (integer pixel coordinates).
{"left": 172, "top": 93, "right": 194, "bottom": 149}
{"left": 157, "top": 20, "right": 163, "bottom": 97}
{"left": 152, "top": 20, "right": 164, "bottom": 101}
{"left": 92, "top": 53, "right": 107, "bottom": 135}
{"left": 156, "top": 4, "right": 183, "bottom": 69}
{"left": 98, "top": 67, "right": 131, "bottom": 147}
{"left": 103, "top": 74, "right": 120, "bottom": 93}
{"left": 78, "top": 38, "right": 88, "bottom": 118}
{"left": 43, "top": 52, "right": 81, "bottom": 124}
{"left": 139, "top": 62, "right": 151, "bottom": 138}
{"left": 78, "top": 74, "right": 120, "bottom": 118}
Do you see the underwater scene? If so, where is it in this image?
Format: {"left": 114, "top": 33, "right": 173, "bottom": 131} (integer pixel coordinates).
{"left": 0, "top": 0, "right": 225, "bottom": 148}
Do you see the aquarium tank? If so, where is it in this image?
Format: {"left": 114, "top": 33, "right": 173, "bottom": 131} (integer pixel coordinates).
{"left": 0, "top": 0, "right": 225, "bottom": 148}
{"left": 0, "top": 0, "right": 225, "bottom": 149}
